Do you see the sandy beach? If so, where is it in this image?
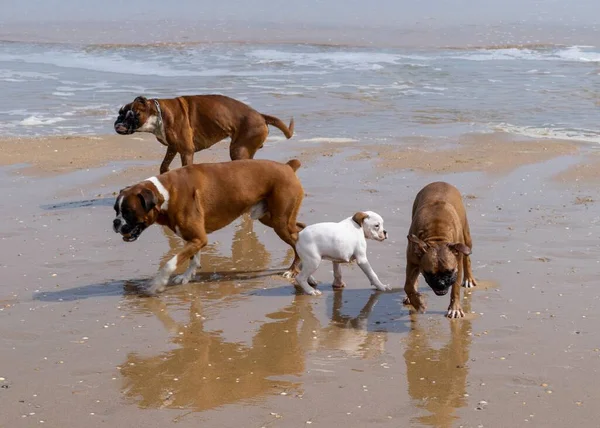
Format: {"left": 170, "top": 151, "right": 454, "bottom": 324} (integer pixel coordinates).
{"left": 1, "top": 132, "right": 599, "bottom": 427}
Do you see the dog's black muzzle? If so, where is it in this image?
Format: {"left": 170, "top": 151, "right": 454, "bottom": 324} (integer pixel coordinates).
{"left": 114, "top": 110, "right": 138, "bottom": 135}
{"left": 114, "top": 220, "right": 145, "bottom": 242}
{"left": 423, "top": 271, "right": 457, "bottom": 296}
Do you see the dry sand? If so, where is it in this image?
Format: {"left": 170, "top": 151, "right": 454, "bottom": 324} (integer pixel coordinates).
{"left": 1, "top": 133, "right": 599, "bottom": 428}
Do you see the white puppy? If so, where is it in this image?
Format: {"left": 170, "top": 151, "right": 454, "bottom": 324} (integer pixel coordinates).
{"left": 294, "top": 211, "right": 390, "bottom": 295}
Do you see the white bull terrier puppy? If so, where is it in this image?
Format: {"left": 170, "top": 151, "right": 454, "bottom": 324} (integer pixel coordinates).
{"left": 294, "top": 211, "right": 390, "bottom": 295}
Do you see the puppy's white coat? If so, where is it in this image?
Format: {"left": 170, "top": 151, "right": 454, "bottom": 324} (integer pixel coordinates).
{"left": 294, "top": 211, "right": 390, "bottom": 295}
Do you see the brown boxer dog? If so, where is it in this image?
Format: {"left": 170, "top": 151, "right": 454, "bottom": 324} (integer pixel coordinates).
{"left": 403, "top": 182, "right": 477, "bottom": 318}
{"left": 112, "top": 159, "right": 305, "bottom": 295}
{"left": 114, "top": 95, "right": 295, "bottom": 173}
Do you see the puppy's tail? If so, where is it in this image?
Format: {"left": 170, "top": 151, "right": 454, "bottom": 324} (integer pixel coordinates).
{"left": 286, "top": 159, "right": 301, "bottom": 172}
{"left": 262, "top": 114, "right": 294, "bottom": 139}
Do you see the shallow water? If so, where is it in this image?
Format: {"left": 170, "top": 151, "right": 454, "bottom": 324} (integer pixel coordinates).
{"left": 1, "top": 40, "right": 600, "bottom": 144}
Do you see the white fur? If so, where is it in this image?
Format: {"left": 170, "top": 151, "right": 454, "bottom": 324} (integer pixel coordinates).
{"left": 294, "top": 210, "right": 390, "bottom": 295}
{"left": 447, "top": 307, "right": 465, "bottom": 318}
{"left": 462, "top": 278, "right": 475, "bottom": 288}
{"left": 136, "top": 114, "right": 166, "bottom": 141}
{"left": 147, "top": 255, "right": 178, "bottom": 295}
{"left": 145, "top": 176, "right": 169, "bottom": 211}
{"left": 250, "top": 200, "right": 268, "bottom": 220}
{"left": 113, "top": 195, "right": 126, "bottom": 232}
{"left": 173, "top": 253, "right": 201, "bottom": 285}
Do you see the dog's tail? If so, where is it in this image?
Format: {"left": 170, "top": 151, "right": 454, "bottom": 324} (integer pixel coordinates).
{"left": 262, "top": 114, "right": 294, "bottom": 139}
{"left": 286, "top": 159, "right": 301, "bottom": 172}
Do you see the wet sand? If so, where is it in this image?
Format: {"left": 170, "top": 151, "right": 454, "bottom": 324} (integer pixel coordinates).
{"left": 1, "top": 133, "right": 600, "bottom": 427}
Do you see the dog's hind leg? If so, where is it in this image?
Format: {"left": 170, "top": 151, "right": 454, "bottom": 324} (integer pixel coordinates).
{"left": 229, "top": 127, "right": 267, "bottom": 160}
{"left": 295, "top": 255, "right": 322, "bottom": 296}
{"left": 261, "top": 190, "right": 304, "bottom": 278}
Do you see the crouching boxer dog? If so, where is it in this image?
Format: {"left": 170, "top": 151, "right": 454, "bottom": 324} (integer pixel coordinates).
{"left": 112, "top": 159, "right": 305, "bottom": 295}
{"left": 114, "top": 95, "right": 294, "bottom": 174}
{"left": 294, "top": 211, "right": 390, "bottom": 295}
{"left": 403, "top": 182, "right": 477, "bottom": 318}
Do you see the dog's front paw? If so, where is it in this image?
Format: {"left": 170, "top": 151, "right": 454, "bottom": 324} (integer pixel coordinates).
{"left": 446, "top": 302, "right": 465, "bottom": 318}
{"left": 172, "top": 273, "right": 192, "bottom": 285}
{"left": 306, "top": 288, "right": 322, "bottom": 296}
{"left": 403, "top": 293, "right": 426, "bottom": 313}
{"left": 462, "top": 277, "right": 477, "bottom": 288}
{"left": 374, "top": 283, "right": 391, "bottom": 292}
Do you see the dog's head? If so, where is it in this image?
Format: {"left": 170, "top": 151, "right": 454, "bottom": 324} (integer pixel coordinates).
{"left": 114, "top": 96, "right": 156, "bottom": 135}
{"left": 352, "top": 211, "right": 387, "bottom": 241}
{"left": 112, "top": 183, "right": 160, "bottom": 242}
{"left": 407, "top": 234, "right": 470, "bottom": 296}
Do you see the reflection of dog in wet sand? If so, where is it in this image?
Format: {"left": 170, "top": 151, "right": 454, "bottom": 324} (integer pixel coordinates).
{"left": 294, "top": 211, "right": 390, "bottom": 295}
{"left": 404, "top": 300, "right": 473, "bottom": 427}
{"left": 403, "top": 182, "right": 477, "bottom": 318}
{"left": 112, "top": 159, "right": 305, "bottom": 295}
{"left": 158, "top": 214, "right": 271, "bottom": 278}
{"left": 318, "top": 290, "right": 387, "bottom": 359}
{"left": 120, "top": 295, "right": 312, "bottom": 411}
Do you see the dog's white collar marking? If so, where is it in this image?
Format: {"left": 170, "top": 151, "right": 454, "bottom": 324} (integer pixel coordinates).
{"left": 136, "top": 99, "right": 165, "bottom": 142}
{"left": 153, "top": 99, "right": 166, "bottom": 142}
{"left": 145, "top": 176, "right": 169, "bottom": 211}
{"left": 115, "top": 195, "right": 125, "bottom": 228}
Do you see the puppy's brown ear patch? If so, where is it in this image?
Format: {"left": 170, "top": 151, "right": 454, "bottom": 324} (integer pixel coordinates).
{"left": 408, "top": 234, "right": 428, "bottom": 257}
{"left": 448, "top": 242, "right": 471, "bottom": 256}
{"left": 352, "top": 212, "right": 369, "bottom": 226}
{"left": 138, "top": 188, "right": 158, "bottom": 212}
{"left": 134, "top": 96, "right": 148, "bottom": 105}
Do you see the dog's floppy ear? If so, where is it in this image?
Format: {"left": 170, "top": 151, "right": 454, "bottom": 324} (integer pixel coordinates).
{"left": 134, "top": 95, "right": 148, "bottom": 104}
{"left": 138, "top": 188, "right": 158, "bottom": 212}
{"left": 352, "top": 211, "right": 369, "bottom": 226}
{"left": 448, "top": 242, "right": 471, "bottom": 256}
{"left": 408, "top": 234, "right": 428, "bottom": 257}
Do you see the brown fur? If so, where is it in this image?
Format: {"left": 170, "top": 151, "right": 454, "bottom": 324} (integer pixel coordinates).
{"left": 116, "top": 159, "right": 304, "bottom": 293}
{"left": 351, "top": 211, "right": 369, "bottom": 226}
{"left": 403, "top": 182, "right": 476, "bottom": 318}
{"left": 115, "top": 95, "right": 294, "bottom": 174}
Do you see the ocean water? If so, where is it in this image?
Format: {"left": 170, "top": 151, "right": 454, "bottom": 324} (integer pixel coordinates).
{"left": 1, "top": 39, "right": 600, "bottom": 143}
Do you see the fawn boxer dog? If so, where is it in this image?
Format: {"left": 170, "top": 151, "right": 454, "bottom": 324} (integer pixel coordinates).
{"left": 114, "top": 95, "right": 295, "bottom": 173}
{"left": 112, "top": 159, "right": 305, "bottom": 295}
{"left": 403, "top": 182, "right": 477, "bottom": 318}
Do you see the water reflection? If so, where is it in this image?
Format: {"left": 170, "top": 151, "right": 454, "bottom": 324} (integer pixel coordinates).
{"left": 120, "top": 294, "right": 319, "bottom": 410}
{"left": 404, "top": 297, "right": 473, "bottom": 428}
{"left": 159, "top": 214, "right": 273, "bottom": 278}
{"left": 119, "top": 288, "right": 395, "bottom": 411}
{"left": 318, "top": 290, "right": 388, "bottom": 359}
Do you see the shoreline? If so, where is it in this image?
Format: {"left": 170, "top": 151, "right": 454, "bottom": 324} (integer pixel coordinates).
{"left": 0, "top": 131, "right": 593, "bottom": 183}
